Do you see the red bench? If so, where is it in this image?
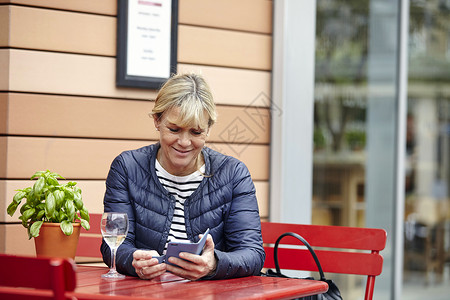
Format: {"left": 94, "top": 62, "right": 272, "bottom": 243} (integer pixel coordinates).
{"left": 261, "top": 222, "right": 387, "bottom": 300}
{"left": 76, "top": 216, "right": 387, "bottom": 299}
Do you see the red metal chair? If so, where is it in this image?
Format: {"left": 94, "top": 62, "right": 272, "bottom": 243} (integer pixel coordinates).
{"left": 0, "top": 254, "right": 76, "bottom": 300}
{"left": 261, "top": 222, "right": 387, "bottom": 300}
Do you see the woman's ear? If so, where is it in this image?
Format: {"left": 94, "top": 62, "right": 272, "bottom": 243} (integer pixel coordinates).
{"left": 153, "top": 115, "right": 160, "bottom": 131}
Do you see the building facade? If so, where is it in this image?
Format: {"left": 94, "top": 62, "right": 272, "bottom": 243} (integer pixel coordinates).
{"left": 1, "top": 0, "right": 449, "bottom": 299}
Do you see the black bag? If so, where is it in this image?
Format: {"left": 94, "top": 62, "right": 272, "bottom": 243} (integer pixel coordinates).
{"left": 262, "top": 232, "right": 343, "bottom": 300}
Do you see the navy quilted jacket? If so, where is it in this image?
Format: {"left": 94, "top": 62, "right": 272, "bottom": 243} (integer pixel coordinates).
{"left": 100, "top": 143, "right": 265, "bottom": 279}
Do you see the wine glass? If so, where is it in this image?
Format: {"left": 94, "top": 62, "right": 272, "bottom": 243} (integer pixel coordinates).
{"left": 101, "top": 212, "right": 129, "bottom": 279}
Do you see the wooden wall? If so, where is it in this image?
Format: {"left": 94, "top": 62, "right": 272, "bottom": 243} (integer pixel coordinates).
{"left": 0, "top": 0, "right": 273, "bottom": 256}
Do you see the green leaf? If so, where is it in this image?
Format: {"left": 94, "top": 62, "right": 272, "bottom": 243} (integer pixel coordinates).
{"left": 80, "top": 219, "right": 90, "bottom": 231}
{"left": 65, "top": 200, "right": 76, "bottom": 221}
{"left": 45, "top": 193, "right": 56, "bottom": 218}
{"left": 46, "top": 176, "right": 59, "bottom": 186}
{"left": 54, "top": 211, "right": 61, "bottom": 222}
{"left": 60, "top": 220, "right": 73, "bottom": 236}
{"left": 33, "top": 176, "right": 45, "bottom": 196}
{"left": 22, "top": 208, "right": 35, "bottom": 221}
{"left": 59, "top": 211, "right": 69, "bottom": 223}
{"left": 7, "top": 202, "right": 19, "bottom": 216}
{"left": 20, "top": 204, "right": 31, "bottom": 214}
{"left": 50, "top": 172, "right": 65, "bottom": 179}
{"left": 73, "top": 192, "right": 83, "bottom": 210}
{"left": 64, "top": 188, "right": 74, "bottom": 200}
{"left": 21, "top": 217, "right": 27, "bottom": 227}
{"left": 29, "top": 221, "right": 44, "bottom": 238}
{"left": 80, "top": 207, "right": 90, "bottom": 222}
{"left": 13, "top": 191, "right": 26, "bottom": 204}
{"left": 36, "top": 209, "right": 45, "bottom": 220}
{"left": 30, "top": 171, "right": 45, "bottom": 180}
{"left": 26, "top": 189, "right": 35, "bottom": 201}
{"left": 53, "top": 190, "right": 65, "bottom": 210}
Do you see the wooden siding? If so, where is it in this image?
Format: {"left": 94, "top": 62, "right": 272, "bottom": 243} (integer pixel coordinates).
{"left": 0, "top": 0, "right": 273, "bottom": 256}
{"left": 0, "top": 0, "right": 117, "bottom": 15}
{"left": 0, "top": 224, "right": 36, "bottom": 255}
{"left": 1, "top": 5, "right": 271, "bottom": 66}
{"left": 178, "top": 25, "right": 272, "bottom": 70}
{"left": 1, "top": 0, "right": 273, "bottom": 31}
{"left": 1, "top": 93, "right": 270, "bottom": 142}
{"left": 1, "top": 50, "right": 270, "bottom": 105}
{"left": 179, "top": 0, "right": 272, "bottom": 34}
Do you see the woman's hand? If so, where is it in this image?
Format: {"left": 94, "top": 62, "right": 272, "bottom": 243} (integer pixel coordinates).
{"left": 166, "top": 234, "right": 217, "bottom": 281}
{"left": 132, "top": 250, "right": 167, "bottom": 280}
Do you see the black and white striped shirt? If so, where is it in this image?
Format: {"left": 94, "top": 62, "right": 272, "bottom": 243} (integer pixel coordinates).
{"left": 155, "top": 159, "right": 205, "bottom": 254}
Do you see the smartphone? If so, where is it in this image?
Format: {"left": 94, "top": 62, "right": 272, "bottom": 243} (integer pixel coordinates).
{"left": 153, "top": 228, "right": 210, "bottom": 264}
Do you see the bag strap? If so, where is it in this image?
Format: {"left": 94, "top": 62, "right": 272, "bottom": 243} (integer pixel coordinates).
{"left": 274, "top": 232, "right": 326, "bottom": 281}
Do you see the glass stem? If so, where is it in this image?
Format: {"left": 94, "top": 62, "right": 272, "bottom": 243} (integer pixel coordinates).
{"left": 110, "top": 247, "right": 117, "bottom": 273}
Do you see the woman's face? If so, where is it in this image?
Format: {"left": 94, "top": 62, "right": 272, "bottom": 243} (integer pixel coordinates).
{"left": 154, "top": 106, "right": 209, "bottom": 176}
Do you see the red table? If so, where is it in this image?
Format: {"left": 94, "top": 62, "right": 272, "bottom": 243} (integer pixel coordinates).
{"left": 70, "top": 266, "right": 328, "bottom": 300}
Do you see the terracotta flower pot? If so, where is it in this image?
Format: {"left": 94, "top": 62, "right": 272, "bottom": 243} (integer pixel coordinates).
{"left": 34, "top": 222, "right": 81, "bottom": 259}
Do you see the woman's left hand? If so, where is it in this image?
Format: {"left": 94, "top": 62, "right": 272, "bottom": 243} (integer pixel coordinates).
{"left": 166, "top": 234, "right": 217, "bottom": 281}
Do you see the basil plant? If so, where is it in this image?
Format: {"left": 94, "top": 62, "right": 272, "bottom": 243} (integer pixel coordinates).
{"left": 7, "top": 170, "right": 90, "bottom": 239}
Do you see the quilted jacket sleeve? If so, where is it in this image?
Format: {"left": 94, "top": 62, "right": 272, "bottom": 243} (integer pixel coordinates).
{"left": 100, "top": 153, "right": 139, "bottom": 277}
{"left": 204, "top": 160, "right": 265, "bottom": 279}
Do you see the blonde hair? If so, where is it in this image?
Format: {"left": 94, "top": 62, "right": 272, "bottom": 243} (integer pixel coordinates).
{"left": 151, "top": 73, "right": 217, "bottom": 129}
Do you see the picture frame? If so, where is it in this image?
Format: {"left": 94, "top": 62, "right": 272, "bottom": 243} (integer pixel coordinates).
{"left": 116, "top": 0, "right": 178, "bottom": 89}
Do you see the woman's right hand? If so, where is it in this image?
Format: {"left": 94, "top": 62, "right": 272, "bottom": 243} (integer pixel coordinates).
{"left": 132, "top": 250, "right": 167, "bottom": 280}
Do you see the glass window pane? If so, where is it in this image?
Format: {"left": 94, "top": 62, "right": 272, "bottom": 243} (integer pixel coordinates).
{"left": 313, "top": 1, "right": 371, "bottom": 298}
{"left": 402, "top": 0, "right": 450, "bottom": 298}
{"left": 313, "top": 0, "right": 449, "bottom": 299}
{"left": 313, "top": 0, "right": 400, "bottom": 298}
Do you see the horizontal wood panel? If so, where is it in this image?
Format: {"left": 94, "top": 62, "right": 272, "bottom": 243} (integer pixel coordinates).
{"left": 1, "top": 50, "right": 271, "bottom": 106}
{"left": 2, "top": 7, "right": 271, "bottom": 69}
{"left": 2, "top": 93, "right": 270, "bottom": 143}
{"left": 256, "top": 181, "right": 269, "bottom": 218}
{"left": 206, "top": 142, "right": 269, "bottom": 181}
{"left": 179, "top": 0, "right": 273, "bottom": 34}
{"left": 0, "top": 50, "right": 8, "bottom": 91}
{"left": 0, "top": 136, "right": 6, "bottom": 177}
{"left": 2, "top": 93, "right": 155, "bottom": 140}
{"left": 0, "top": 0, "right": 116, "bottom": 15}
{"left": 178, "top": 64, "right": 271, "bottom": 105}
{"left": 212, "top": 106, "right": 271, "bottom": 144}
{"left": 0, "top": 93, "right": 6, "bottom": 133}
{"left": 6, "top": 5, "right": 116, "bottom": 56}
{"left": 0, "top": 224, "right": 35, "bottom": 256}
{"left": 0, "top": 6, "right": 8, "bottom": 45}
{"left": 1, "top": 180, "right": 268, "bottom": 222}
{"left": 1, "top": 0, "right": 272, "bottom": 33}
{"left": 0, "top": 136, "right": 269, "bottom": 180}
{"left": 178, "top": 25, "right": 272, "bottom": 70}
{"left": 2, "top": 49, "right": 156, "bottom": 99}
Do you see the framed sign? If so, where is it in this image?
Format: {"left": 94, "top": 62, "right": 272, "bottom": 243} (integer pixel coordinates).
{"left": 117, "top": 0, "right": 178, "bottom": 89}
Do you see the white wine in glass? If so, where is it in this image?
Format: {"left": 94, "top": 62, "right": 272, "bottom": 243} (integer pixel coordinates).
{"left": 101, "top": 212, "right": 129, "bottom": 279}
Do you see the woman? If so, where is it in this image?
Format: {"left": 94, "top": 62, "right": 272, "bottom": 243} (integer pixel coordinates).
{"left": 101, "top": 73, "right": 265, "bottom": 281}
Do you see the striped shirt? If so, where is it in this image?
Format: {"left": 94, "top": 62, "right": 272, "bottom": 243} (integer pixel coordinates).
{"left": 155, "top": 159, "right": 205, "bottom": 254}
